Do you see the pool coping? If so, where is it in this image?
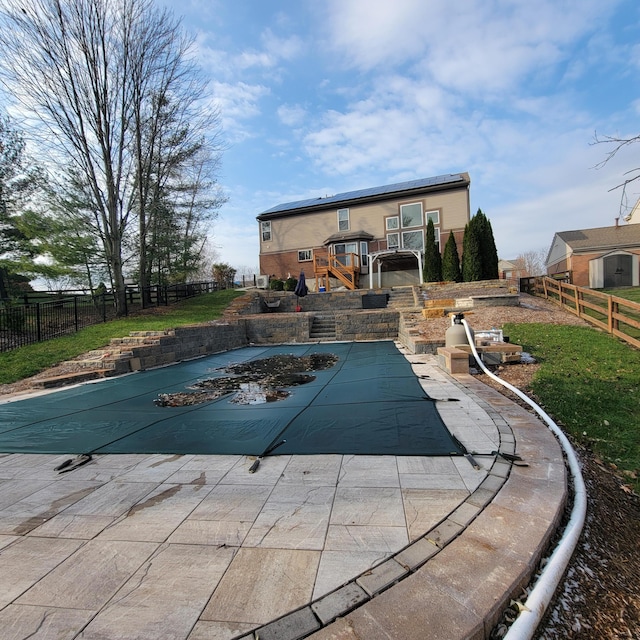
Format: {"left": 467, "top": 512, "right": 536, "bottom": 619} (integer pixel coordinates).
{"left": 241, "top": 373, "right": 568, "bottom": 640}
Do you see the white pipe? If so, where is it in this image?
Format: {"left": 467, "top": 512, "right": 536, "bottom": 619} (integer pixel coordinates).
{"left": 461, "top": 319, "right": 587, "bottom": 640}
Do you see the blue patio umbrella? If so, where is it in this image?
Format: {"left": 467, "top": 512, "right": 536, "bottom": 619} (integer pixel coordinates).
{"left": 294, "top": 271, "right": 308, "bottom": 308}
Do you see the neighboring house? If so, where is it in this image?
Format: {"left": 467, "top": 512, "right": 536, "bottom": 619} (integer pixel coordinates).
{"left": 546, "top": 222, "right": 640, "bottom": 288}
{"left": 256, "top": 173, "right": 471, "bottom": 290}
{"left": 498, "top": 259, "right": 528, "bottom": 280}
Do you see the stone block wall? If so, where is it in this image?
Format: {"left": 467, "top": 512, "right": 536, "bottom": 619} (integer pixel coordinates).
{"left": 244, "top": 314, "right": 312, "bottom": 344}
{"left": 336, "top": 310, "right": 399, "bottom": 341}
{"left": 249, "top": 290, "right": 390, "bottom": 314}
{"left": 127, "top": 322, "right": 248, "bottom": 371}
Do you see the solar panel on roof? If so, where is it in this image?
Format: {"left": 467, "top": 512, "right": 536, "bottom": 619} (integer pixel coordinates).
{"left": 258, "top": 173, "right": 466, "bottom": 216}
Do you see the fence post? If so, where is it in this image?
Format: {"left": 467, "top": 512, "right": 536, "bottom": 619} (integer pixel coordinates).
{"left": 36, "top": 302, "right": 42, "bottom": 342}
{"left": 608, "top": 296, "right": 615, "bottom": 333}
{"left": 74, "top": 296, "right": 79, "bottom": 332}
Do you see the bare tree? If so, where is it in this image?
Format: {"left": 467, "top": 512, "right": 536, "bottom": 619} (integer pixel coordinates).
{"left": 593, "top": 132, "right": 640, "bottom": 219}
{"left": 0, "top": 0, "right": 224, "bottom": 314}
{"left": 513, "top": 248, "right": 547, "bottom": 277}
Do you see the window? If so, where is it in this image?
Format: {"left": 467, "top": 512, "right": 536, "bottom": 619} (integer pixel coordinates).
{"left": 338, "top": 208, "right": 350, "bottom": 231}
{"left": 433, "top": 228, "right": 440, "bottom": 247}
{"left": 360, "top": 241, "right": 368, "bottom": 267}
{"left": 426, "top": 210, "right": 440, "bottom": 225}
{"left": 261, "top": 221, "right": 271, "bottom": 242}
{"left": 387, "top": 233, "right": 400, "bottom": 249}
{"left": 333, "top": 242, "right": 357, "bottom": 266}
{"left": 402, "top": 230, "right": 424, "bottom": 251}
{"left": 298, "top": 249, "right": 312, "bottom": 262}
{"left": 400, "top": 203, "right": 422, "bottom": 228}
{"left": 386, "top": 216, "right": 399, "bottom": 230}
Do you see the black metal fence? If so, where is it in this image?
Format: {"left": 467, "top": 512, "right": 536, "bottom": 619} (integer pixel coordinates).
{"left": 0, "top": 281, "right": 220, "bottom": 353}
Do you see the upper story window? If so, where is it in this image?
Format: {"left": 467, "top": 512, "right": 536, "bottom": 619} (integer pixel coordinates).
{"left": 400, "top": 202, "right": 423, "bottom": 228}
{"left": 298, "top": 249, "right": 312, "bottom": 262}
{"left": 387, "top": 233, "right": 400, "bottom": 249}
{"left": 338, "top": 208, "right": 350, "bottom": 231}
{"left": 261, "top": 221, "right": 271, "bottom": 242}
{"left": 386, "top": 216, "right": 399, "bottom": 230}
{"left": 426, "top": 210, "right": 440, "bottom": 225}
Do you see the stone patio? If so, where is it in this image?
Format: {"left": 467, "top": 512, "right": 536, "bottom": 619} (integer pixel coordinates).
{"left": 0, "top": 346, "right": 566, "bottom": 640}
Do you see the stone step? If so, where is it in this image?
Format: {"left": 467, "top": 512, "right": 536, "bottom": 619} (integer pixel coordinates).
{"left": 32, "top": 368, "right": 121, "bottom": 389}
{"left": 310, "top": 314, "right": 337, "bottom": 340}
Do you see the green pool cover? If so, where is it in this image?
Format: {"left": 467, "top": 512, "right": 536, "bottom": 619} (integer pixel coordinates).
{"left": 0, "top": 341, "right": 464, "bottom": 457}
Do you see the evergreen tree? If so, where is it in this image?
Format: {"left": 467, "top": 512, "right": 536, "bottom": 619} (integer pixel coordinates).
{"left": 423, "top": 219, "right": 442, "bottom": 282}
{"left": 462, "top": 219, "right": 482, "bottom": 282}
{"left": 475, "top": 209, "right": 499, "bottom": 279}
{"left": 442, "top": 231, "right": 462, "bottom": 282}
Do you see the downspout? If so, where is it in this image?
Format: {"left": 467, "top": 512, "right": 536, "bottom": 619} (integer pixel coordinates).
{"left": 461, "top": 319, "right": 587, "bottom": 640}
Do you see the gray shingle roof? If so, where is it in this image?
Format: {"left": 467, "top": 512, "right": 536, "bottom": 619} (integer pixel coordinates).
{"left": 557, "top": 223, "right": 640, "bottom": 251}
{"left": 257, "top": 173, "right": 469, "bottom": 219}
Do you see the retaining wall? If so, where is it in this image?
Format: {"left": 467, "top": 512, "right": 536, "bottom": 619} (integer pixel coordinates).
{"left": 123, "top": 310, "right": 399, "bottom": 372}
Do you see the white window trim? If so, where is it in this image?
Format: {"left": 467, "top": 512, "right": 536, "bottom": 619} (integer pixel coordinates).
{"left": 337, "top": 208, "right": 350, "bottom": 231}
{"left": 386, "top": 216, "right": 399, "bottom": 230}
{"left": 400, "top": 202, "right": 423, "bottom": 228}
{"left": 402, "top": 229, "right": 425, "bottom": 251}
{"left": 426, "top": 210, "right": 440, "bottom": 225}
{"left": 387, "top": 232, "right": 400, "bottom": 249}
{"left": 298, "top": 249, "right": 312, "bottom": 262}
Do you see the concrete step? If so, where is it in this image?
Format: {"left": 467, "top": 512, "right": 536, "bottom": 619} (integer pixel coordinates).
{"left": 310, "top": 314, "right": 337, "bottom": 340}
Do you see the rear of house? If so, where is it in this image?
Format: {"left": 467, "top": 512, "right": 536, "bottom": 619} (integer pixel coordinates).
{"left": 257, "top": 173, "right": 470, "bottom": 290}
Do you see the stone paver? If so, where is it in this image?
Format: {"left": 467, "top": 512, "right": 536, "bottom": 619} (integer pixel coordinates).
{"left": 0, "top": 348, "right": 567, "bottom": 640}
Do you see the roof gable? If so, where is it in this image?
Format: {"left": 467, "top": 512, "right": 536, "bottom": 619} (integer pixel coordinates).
{"left": 257, "top": 173, "right": 470, "bottom": 219}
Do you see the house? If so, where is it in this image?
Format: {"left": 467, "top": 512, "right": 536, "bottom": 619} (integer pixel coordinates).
{"left": 546, "top": 222, "right": 640, "bottom": 288}
{"left": 498, "top": 259, "right": 528, "bottom": 281}
{"left": 256, "top": 173, "right": 471, "bottom": 290}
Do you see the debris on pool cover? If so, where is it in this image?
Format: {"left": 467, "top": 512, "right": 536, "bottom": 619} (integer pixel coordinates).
{"left": 153, "top": 353, "right": 338, "bottom": 407}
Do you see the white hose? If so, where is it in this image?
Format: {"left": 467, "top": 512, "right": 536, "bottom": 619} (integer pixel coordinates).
{"left": 461, "top": 319, "right": 587, "bottom": 640}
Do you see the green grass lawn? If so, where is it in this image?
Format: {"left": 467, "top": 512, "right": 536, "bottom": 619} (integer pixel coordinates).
{"left": 0, "top": 289, "right": 243, "bottom": 385}
{"left": 601, "top": 286, "right": 640, "bottom": 303}
{"left": 505, "top": 322, "right": 640, "bottom": 492}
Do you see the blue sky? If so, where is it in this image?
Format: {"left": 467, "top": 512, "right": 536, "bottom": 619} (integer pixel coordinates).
{"left": 163, "top": 0, "right": 640, "bottom": 273}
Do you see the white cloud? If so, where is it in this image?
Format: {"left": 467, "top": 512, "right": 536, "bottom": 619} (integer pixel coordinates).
{"left": 277, "top": 104, "right": 308, "bottom": 127}
{"left": 323, "top": 0, "right": 618, "bottom": 94}
{"left": 208, "top": 81, "right": 270, "bottom": 140}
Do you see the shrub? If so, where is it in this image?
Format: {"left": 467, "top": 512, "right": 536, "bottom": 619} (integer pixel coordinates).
{"left": 284, "top": 277, "right": 297, "bottom": 291}
{"left": 269, "top": 278, "right": 284, "bottom": 291}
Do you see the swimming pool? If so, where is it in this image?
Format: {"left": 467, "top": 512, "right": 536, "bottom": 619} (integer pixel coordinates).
{"left": 0, "top": 341, "right": 463, "bottom": 457}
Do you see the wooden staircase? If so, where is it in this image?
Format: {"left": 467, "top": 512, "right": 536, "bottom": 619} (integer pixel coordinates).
{"left": 313, "top": 249, "right": 360, "bottom": 291}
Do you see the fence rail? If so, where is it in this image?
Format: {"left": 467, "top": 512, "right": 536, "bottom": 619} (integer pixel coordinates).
{"left": 0, "top": 281, "right": 220, "bottom": 353}
{"left": 523, "top": 276, "right": 640, "bottom": 350}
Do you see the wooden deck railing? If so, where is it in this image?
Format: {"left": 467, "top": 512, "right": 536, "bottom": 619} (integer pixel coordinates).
{"left": 313, "top": 250, "right": 360, "bottom": 290}
{"left": 526, "top": 276, "right": 640, "bottom": 349}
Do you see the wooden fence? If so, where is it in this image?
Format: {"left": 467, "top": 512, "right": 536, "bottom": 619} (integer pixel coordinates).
{"left": 523, "top": 276, "right": 640, "bottom": 350}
